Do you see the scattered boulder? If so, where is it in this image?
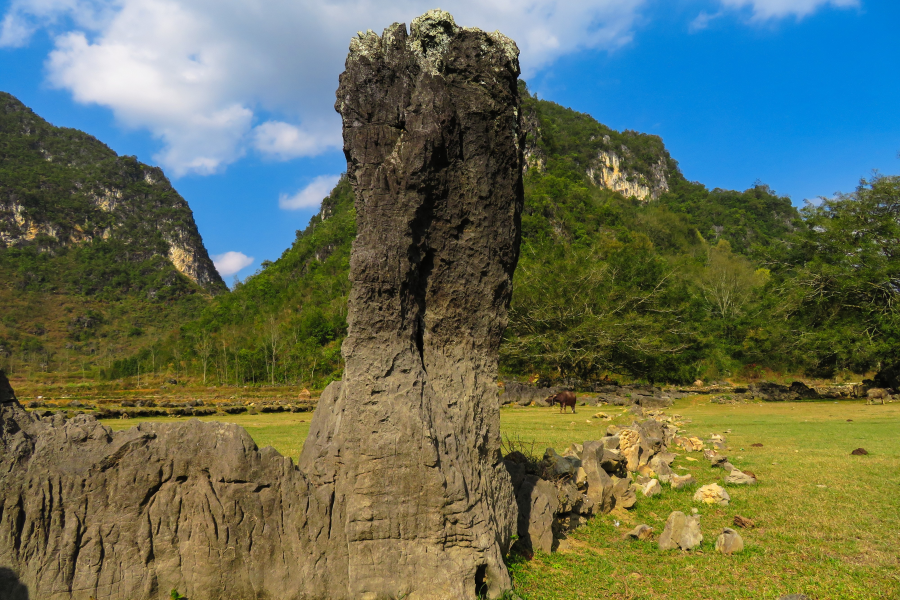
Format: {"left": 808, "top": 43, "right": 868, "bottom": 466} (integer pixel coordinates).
{"left": 671, "top": 474, "right": 697, "bottom": 489}
{"left": 675, "top": 436, "right": 705, "bottom": 452}
{"left": 515, "top": 476, "right": 560, "bottom": 554}
{"left": 649, "top": 455, "right": 675, "bottom": 483}
{"left": 611, "top": 477, "right": 637, "bottom": 509}
{"left": 733, "top": 515, "right": 755, "bottom": 529}
{"left": 715, "top": 528, "right": 744, "bottom": 554}
{"left": 704, "top": 449, "right": 728, "bottom": 468}
{"left": 641, "top": 479, "right": 662, "bottom": 497}
{"left": 789, "top": 381, "right": 818, "bottom": 399}
{"left": 751, "top": 443, "right": 763, "bottom": 447}
{"left": 658, "top": 511, "right": 703, "bottom": 551}
{"left": 850, "top": 448, "right": 869, "bottom": 456}
{"left": 625, "top": 524, "right": 654, "bottom": 541}
{"left": 693, "top": 483, "right": 731, "bottom": 506}
{"left": 619, "top": 428, "right": 644, "bottom": 472}
{"left": 542, "top": 448, "right": 580, "bottom": 478}
{"left": 725, "top": 470, "right": 757, "bottom": 485}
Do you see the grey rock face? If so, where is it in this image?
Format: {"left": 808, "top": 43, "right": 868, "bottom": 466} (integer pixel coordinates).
{"left": 725, "top": 470, "right": 758, "bottom": 485}
{"left": 515, "top": 476, "right": 559, "bottom": 554}
{"left": 715, "top": 528, "right": 744, "bottom": 554}
{"left": 300, "top": 10, "right": 523, "bottom": 599}
{"left": 0, "top": 404, "right": 331, "bottom": 600}
{"left": 658, "top": 511, "right": 703, "bottom": 551}
{"left": 671, "top": 473, "right": 697, "bottom": 489}
{"left": 625, "top": 524, "right": 654, "bottom": 540}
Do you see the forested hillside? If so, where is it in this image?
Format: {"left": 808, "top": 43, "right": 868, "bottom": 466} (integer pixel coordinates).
{"left": 0, "top": 92, "right": 225, "bottom": 377}
{"left": 124, "top": 82, "right": 892, "bottom": 388}
{"left": 6, "top": 85, "right": 897, "bottom": 387}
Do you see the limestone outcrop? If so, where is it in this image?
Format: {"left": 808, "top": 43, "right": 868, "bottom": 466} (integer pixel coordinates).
{"left": 299, "top": 10, "right": 523, "bottom": 598}
{"left": 0, "top": 402, "right": 332, "bottom": 600}
{"left": 0, "top": 10, "right": 523, "bottom": 600}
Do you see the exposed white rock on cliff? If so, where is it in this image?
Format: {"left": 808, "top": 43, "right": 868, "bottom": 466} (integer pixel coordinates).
{"left": 587, "top": 151, "right": 670, "bottom": 202}
{"left": 0, "top": 91, "right": 226, "bottom": 293}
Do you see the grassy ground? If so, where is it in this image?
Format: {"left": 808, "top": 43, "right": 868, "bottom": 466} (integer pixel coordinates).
{"left": 97, "top": 398, "right": 900, "bottom": 600}
{"left": 505, "top": 399, "right": 900, "bottom": 600}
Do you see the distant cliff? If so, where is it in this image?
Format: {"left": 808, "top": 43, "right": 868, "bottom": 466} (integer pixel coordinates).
{"left": 520, "top": 85, "right": 678, "bottom": 202}
{"left": 0, "top": 92, "right": 225, "bottom": 294}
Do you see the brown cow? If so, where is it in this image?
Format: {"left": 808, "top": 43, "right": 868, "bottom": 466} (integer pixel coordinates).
{"left": 549, "top": 390, "right": 577, "bottom": 414}
{"left": 867, "top": 388, "right": 891, "bottom": 405}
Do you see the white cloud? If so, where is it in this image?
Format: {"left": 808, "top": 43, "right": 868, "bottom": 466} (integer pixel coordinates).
{"left": 252, "top": 121, "right": 340, "bottom": 161}
{"left": 717, "top": 0, "right": 859, "bottom": 20}
{"left": 212, "top": 251, "right": 254, "bottom": 276}
{"left": 279, "top": 175, "right": 341, "bottom": 211}
{"left": 689, "top": 10, "right": 723, "bottom": 32}
{"left": 1, "top": 0, "right": 648, "bottom": 175}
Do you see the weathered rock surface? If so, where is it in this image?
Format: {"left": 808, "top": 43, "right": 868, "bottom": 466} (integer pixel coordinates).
{"left": 658, "top": 511, "right": 703, "bottom": 551}
{"left": 725, "top": 470, "right": 757, "bottom": 485}
{"left": 515, "top": 476, "right": 559, "bottom": 554}
{"left": 500, "top": 382, "right": 565, "bottom": 406}
{"left": 301, "top": 10, "right": 523, "bottom": 598}
{"left": 715, "top": 528, "right": 744, "bottom": 554}
{"left": 641, "top": 479, "right": 662, "bottom": 497}
{"left": 1, "top": 10, "right": 525, "bottom": 600}
{"left": 693, "top": 483, "right": 731, "bottom": 506}
{"left": 671, "top": 473, "right": 697, "bottom": 489}
{"left": 0, "top": 403, "right": 332, "bottom": 600}
{"left": 625, "top": 524, "right": 654, "bottom": 540}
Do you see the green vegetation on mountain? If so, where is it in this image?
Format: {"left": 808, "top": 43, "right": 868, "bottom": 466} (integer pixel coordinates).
{"left": 0, "top": 92, "right": 224, "bottom": 377}
{"left": 139, "top": 84, "right": 831, "bottom": 387}
{"left": 4, "top": 87, "right": 897, "bottom": 387}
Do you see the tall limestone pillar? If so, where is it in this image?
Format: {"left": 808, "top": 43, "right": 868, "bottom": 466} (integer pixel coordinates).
{"left": 299, "top": 10, "right": 524, "bottom": 599}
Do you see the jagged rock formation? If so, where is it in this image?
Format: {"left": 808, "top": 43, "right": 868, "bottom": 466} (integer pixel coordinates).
{"left": 298, "top": 10, "right": 523, "bottom": 599}
{"left": 0, "top": 10, "right": 523, "bottom": 600}
{"left": 0, "top": 398, "right": 334, "bottom": 600}
{"left": 0, "top": 92, "right": 225, "bottom": 293}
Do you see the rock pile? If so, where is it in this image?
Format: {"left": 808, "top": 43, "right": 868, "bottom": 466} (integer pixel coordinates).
{"left": 504, "top": 417, "right": 678, "bottom": 553}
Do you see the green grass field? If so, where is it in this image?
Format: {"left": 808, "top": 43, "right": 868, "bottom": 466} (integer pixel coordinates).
{"left": 102, "top": 398, "right": 900, "bottom": 600}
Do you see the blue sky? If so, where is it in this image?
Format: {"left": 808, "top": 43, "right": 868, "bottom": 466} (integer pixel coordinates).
{"left": 1, "top": 0, "right": 897, "bottom": 283}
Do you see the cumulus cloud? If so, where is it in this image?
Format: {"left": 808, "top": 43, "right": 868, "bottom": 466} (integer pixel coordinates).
{"left": 716, "top": 0, "right": 859, "bottom": 20}
{"left": 279, "top": 175, "right": 342, "bottom": 211}
{"left": 1, "top": 0, "right": 648, "bottom": 175}
{"left": 212, "top": 251, "right": 254, "bottom": 276}
{"left": 252, "top": 121, "right": 340, "bottom": 161}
